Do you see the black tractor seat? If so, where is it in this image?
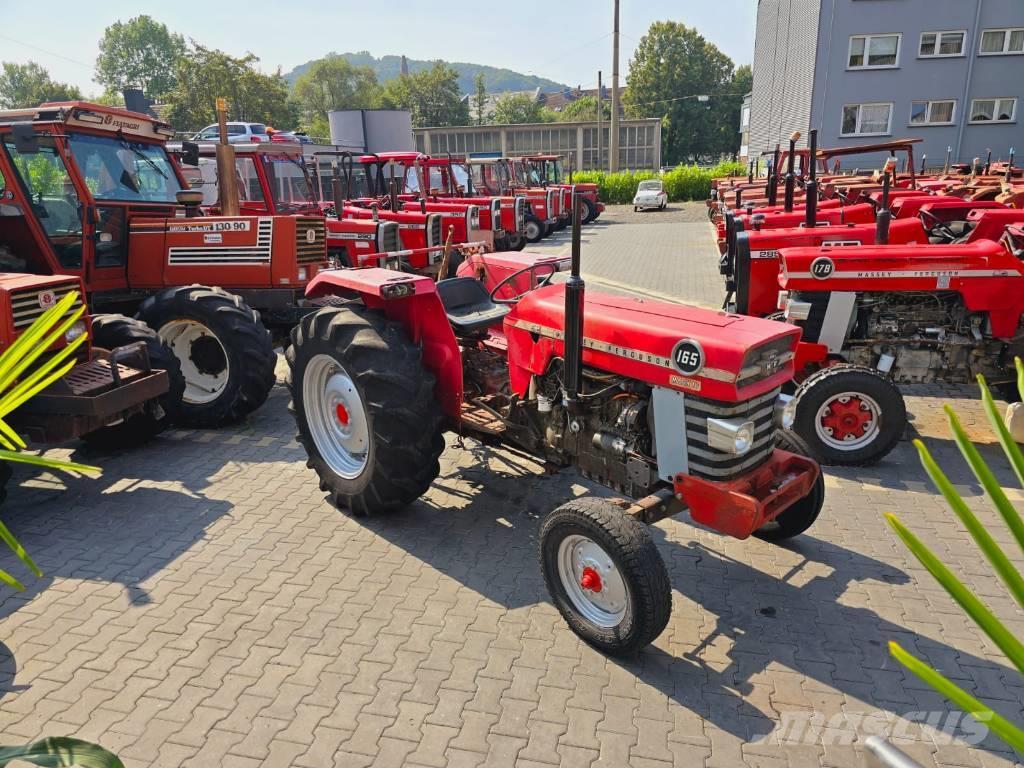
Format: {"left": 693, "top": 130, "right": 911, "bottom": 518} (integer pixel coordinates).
{"left": 435, "top": 277, "right": 509, "bottom": 335}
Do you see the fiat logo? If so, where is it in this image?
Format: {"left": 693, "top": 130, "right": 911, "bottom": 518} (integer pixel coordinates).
{"left": 38, "top": 290, "right": 56, "bottom": 309}
{"left": 306, "top": 229, "right": 317, "bottom": 244}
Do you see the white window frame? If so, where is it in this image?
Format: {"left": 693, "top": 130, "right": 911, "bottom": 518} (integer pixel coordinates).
{"left": 909, "top": 99, "right": 957, "bottom": 126}
{"left": 979, "top": 28, "right": 1024, "bottom": 55}
{"left": 968, "top": 97, "right": 1018, "bottom": 124}
{"left": 847, "top": 33, "right": 902, "bottom": 70}
{"left": 918, "top": 30, "right": 967, "bottom": 58}
{"left": 840, "top": 102, "right": 894, "bottom": 137}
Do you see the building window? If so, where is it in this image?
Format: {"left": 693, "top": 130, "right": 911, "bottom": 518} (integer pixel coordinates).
{"left": 980, "top": 28, "right": 1024, "bottom": 55}
{"left": 848, "top": 34, "right": 901, "bottom": 68}
{"left": 910, "top": 100, "right": 956, "bottom": 125}
{"left": 919, "top": 30, "right": 966, "bottom": 57}
{"left": 969, "top": 98, "right": 1017, "bottom": 123}
{"left": 841, "top": 103, "right": 893, "bottom": 136}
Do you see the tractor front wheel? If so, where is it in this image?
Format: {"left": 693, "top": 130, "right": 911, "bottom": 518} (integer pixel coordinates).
{"left": 756, "top": 430, "right": 826, "bottom": 541}
{"left": 82, "top": 314, "right": 185, "bottom": 448}
{"left": 579, "top": 197, "right": 597, "bottom": 224}
{"left": 792, "top": 364, "right": 905, "bottom": 466}
{"left": 287, "top": 305, "right": 444, "bottom": 515}
{"left": 136, "top": 286, "right": 276, "bottom": 428}
{"left": 524, "top": 215, "right": 545, "bottom": 243}
{"left": 507, "top": 232, "right": 527, "bottom": 251}
{"left": 540, "top": 497, "right": 671, "bottom": 655}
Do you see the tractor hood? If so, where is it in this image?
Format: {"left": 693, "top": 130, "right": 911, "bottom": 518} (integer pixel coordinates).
{"left": 505, "top": 284, "right": 800, "bottom": 402}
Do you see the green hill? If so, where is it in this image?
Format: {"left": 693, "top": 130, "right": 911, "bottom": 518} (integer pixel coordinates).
{"left": 284, "top": 51, "right": 569, "bottom": 95}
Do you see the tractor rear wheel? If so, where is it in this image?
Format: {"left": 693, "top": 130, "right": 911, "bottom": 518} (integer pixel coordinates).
{"left": 540, "top": 497, "right": 671, "bottom": 655}
{"left": 136, "top": 285, "right": 276, "bottom": 428}
{"left": 82, "top": 314, "right": 185, "bottom": 448}
{"left": 792, "top": 364, "right": 905, "bottom": 466}
{"left": 287, "top": 304, "right": 444, "bottom": 515}
{"left": 756, "top": 430, "right": 826, "bottom": 541}
{"left": 524, "top": 215, "right": 544, "bottom": 243}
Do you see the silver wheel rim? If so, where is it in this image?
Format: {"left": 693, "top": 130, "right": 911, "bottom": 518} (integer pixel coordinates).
{"left": 526, "top": 221, "right": 540, "bottom": 240}
{"left": 814, "top": 390, "right": 882, "bottom": 451}
{"left": 302, "top": 354, "right": 369, "bottom": 479}
{"left": 557, "top": 534, "right": 628, "bottom": 627}
{"left": 158, "top": 319, "right": 229, "bottom": 405}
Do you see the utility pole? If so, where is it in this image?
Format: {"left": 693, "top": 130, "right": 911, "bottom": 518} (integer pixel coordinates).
{"left": 610, "top": 0, "right": 620, "bottom": 172}
{"left": 596, "top": 70, "right": 602, "bottom": 172}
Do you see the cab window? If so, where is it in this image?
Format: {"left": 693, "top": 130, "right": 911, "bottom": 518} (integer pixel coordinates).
{"left": 67, "top": 133, "right": 181, "bottom": 204}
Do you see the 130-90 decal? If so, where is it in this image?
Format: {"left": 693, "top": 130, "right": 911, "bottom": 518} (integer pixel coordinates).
{"left": 168, "top": 220, "right": 251, "bottom": 233}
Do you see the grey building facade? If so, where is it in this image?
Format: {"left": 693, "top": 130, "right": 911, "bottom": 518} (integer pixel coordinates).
{"left": 751, "top": 0, "right": 1024, "bottom": 168}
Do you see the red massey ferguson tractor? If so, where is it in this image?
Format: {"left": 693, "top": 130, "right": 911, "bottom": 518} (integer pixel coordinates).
{"left": 523, "top": 154, "right": 604, "bottom": 224}
{"left": 285, "top": 195, "right": 825, "bottom": 654}
{"left": 0, "top": 102, "right": 330, "bottom": 427}
{"left": 774, "top": 226, "right": 1024, "bottom": 466}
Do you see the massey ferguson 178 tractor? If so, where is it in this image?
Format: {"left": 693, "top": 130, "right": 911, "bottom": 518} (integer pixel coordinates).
{"left": 775, "top": 228, "right": 1024, "bottom": 466}
{"left": 286, "top": 192, "right": 825, "bottom": 654}
{"left": 0, "top": 102, "right": 330, "bottom": 427}
{"left": 523, "top": 154, "right": 604, "bottom": 224}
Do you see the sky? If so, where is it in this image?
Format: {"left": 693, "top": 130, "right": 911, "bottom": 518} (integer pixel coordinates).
{"left": 0, "top": 0, "right": 756, "bottom": 96}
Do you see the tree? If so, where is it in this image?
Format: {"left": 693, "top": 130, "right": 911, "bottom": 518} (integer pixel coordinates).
{"left": 492, "top": 93, "right": 546, "bottom": 125}
{"left": 164, "top": 44, "right": 296, "bottom": 132}
{"left": 380, "top": 62, "right": 469, "bottom": 128}
{"left": 95, "top": 15, "right": 186, "bottom": 99}
{"left": 623, "top": 21, "right": 737, "bottom": 164}
{"left": 473, "top": 72, "right": 488, "bottom": 125}
{"left": 556, "top": 95, "right": 610, "bottom": 122}
{"left": 0, "top": 62, "right": 81, "bottom": 109}
{"left": 292, "top": 54, "right": 381, "bottom": 137}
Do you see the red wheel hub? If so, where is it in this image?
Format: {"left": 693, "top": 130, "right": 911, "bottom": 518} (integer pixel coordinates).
{"left": 820, "top": 395, "right": 872, "bottom": 441}
{"left": 335, "top": 403, "right": 350, "bottom": 427}
{"left": 580, "top": 567, "right": 602, "bottom": 593}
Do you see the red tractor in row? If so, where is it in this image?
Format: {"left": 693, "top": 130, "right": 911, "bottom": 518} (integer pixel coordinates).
{"left": 720, "top": 131, "right": 1024, "bottom": 466}
{"left": 285, "top": 192, "right": 825, "bottom": 654}
{"left": 0, "top": 102, "right": 332, "bottom": 427}
{"left": 522, "top": 154, "right": 604, "bottom": 225}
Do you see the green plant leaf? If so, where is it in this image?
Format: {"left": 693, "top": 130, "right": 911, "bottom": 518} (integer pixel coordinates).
{"left": 0, "top": 567, "right": 25, "bottom": 592}
{"left": 0, "top": 736, "right": 124, "bottom": 767}
{"left": 918, "top": 431, "right": 1024, "bottom": 607}
{"left": 0, "top": 452, "right": 100, "bottom": 475}
{"left": 978, "top": 374, "right": 1024, "bottom": 491}
{"left": 890, "top": 641, "right": 1024, "bottom": 753}
{"left": 1016, "top": 356, "right": 1024, "bottom": 402}
{"left": 0, "top": 516, "right": 41, "bottom": 578}
{"left": 885, "top": 513, "right": 1024, "bottom": 674}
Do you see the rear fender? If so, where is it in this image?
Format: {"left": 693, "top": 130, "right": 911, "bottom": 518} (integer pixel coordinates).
{"left": 305, "top": 269, "right": 463, "bottom": 418}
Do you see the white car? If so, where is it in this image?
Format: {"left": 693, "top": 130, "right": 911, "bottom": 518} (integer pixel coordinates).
{"left": 192, "top": 122, "right": 270, "bottom": 144}
{"left": 633, "top": 179, "right": 668, "bottom": 211}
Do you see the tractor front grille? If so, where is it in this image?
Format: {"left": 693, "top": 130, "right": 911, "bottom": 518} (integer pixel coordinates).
{"left": 685, "top": 386, "right": 779, "bottom": 479}
{"left": 790, "top": 290, "right": 830, "bottom": 345}
{"left": 428, "top": 214, "right": 443, "bottom": 248}
{"left": 295, "top": 217, "right": 327, "bottom": 264}
{"left": 9, "top": 281, "right": 82, "bottom": 330}
{"left": 376, "top": 221, "right": 401, "bottom": 254}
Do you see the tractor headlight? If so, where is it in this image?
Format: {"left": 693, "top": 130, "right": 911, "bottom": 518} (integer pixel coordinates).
{"left": 297, "top": 267, "right": 308, "bottom": 281}
{"left": 65, "top": 321, "right": 87, "bottom": 344}
{"left": 783, "top": 299, "right": 812, "bottom": 321}
{"left": 706, "top": 417, "right": 756, "bottom": 455}
{"left": 774, "top": 393, "right": 796, "bottom": 430}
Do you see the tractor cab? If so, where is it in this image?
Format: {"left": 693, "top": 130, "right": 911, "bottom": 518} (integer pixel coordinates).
{"left": 171, "top": 141, "right": 321, "bottom": 217}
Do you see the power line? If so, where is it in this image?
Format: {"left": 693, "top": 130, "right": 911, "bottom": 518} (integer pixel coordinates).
{"left": 0, "top": 33, "right": 94, "bottom": 71}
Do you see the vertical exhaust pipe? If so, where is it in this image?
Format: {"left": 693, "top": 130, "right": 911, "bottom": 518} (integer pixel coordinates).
{"left": 767, "top": 144, "right": 780, "bottom": 206}
{"left": 562, "top": 186, "right": 585, "bottom": 414}
{"left": 783, "top": 132, "right": 799, "bottom": 212}
{"left": 734, "top": 189, "right": 743, "bottom": 209}
{"left": 804, "top": 130, "right": 818, "bottom": 228}
{"left": 919, "top": 154, "right": 927, "bottom": 175}
{"left": 875, "top": 171, "right": 891, "bottom": 245}
{"left": 984, "top": 148, "right": 992, "bottom": 175}
{"left": 1006, "top": 147, "right": 1016, "bottom": 182}
{"left": 747, "top": 161, "right": 753, "bottom": 184}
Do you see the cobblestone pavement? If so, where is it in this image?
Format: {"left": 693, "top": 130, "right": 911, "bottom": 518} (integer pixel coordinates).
{"left": 0, "top": 205, "right": 1022, "bottom": 767}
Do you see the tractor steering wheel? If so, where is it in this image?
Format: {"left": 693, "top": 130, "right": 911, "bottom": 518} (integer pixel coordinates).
{"left": 919, "top": 209, "right": 960, "bottom": 242}
{"left": 488, "top": 262, "right": 559, "bottom": 305}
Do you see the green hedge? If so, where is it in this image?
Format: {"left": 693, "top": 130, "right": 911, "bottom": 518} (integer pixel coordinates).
{"left": 572, "top": 161, "right": 746, "bottom": 204}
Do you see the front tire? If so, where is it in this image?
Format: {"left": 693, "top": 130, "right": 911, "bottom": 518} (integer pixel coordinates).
{"left": 136, "top": 286, "right": 276, "bottom": 428}
{"left": 792, "top": 364, "right": 906, "bottom": 466}
{"left": 580, "top": 197, "right": 597, "bottom": 224}
{"left": 524, "top": 215, "right": 544, "bottom": 243}
{"left": 287, "top": 305, "right": 444, "bottom": 515}
{"left": 756, "top": 430, "right": 825, "bottom": 541}
{"left": 540, "top": 497, "right": 671, "bottom": 655}
{"left": 82, "top": 314, "right": 185, "bottom": 448}
{"left": 508, "top": 233, "right": 527, "bottom": 251}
